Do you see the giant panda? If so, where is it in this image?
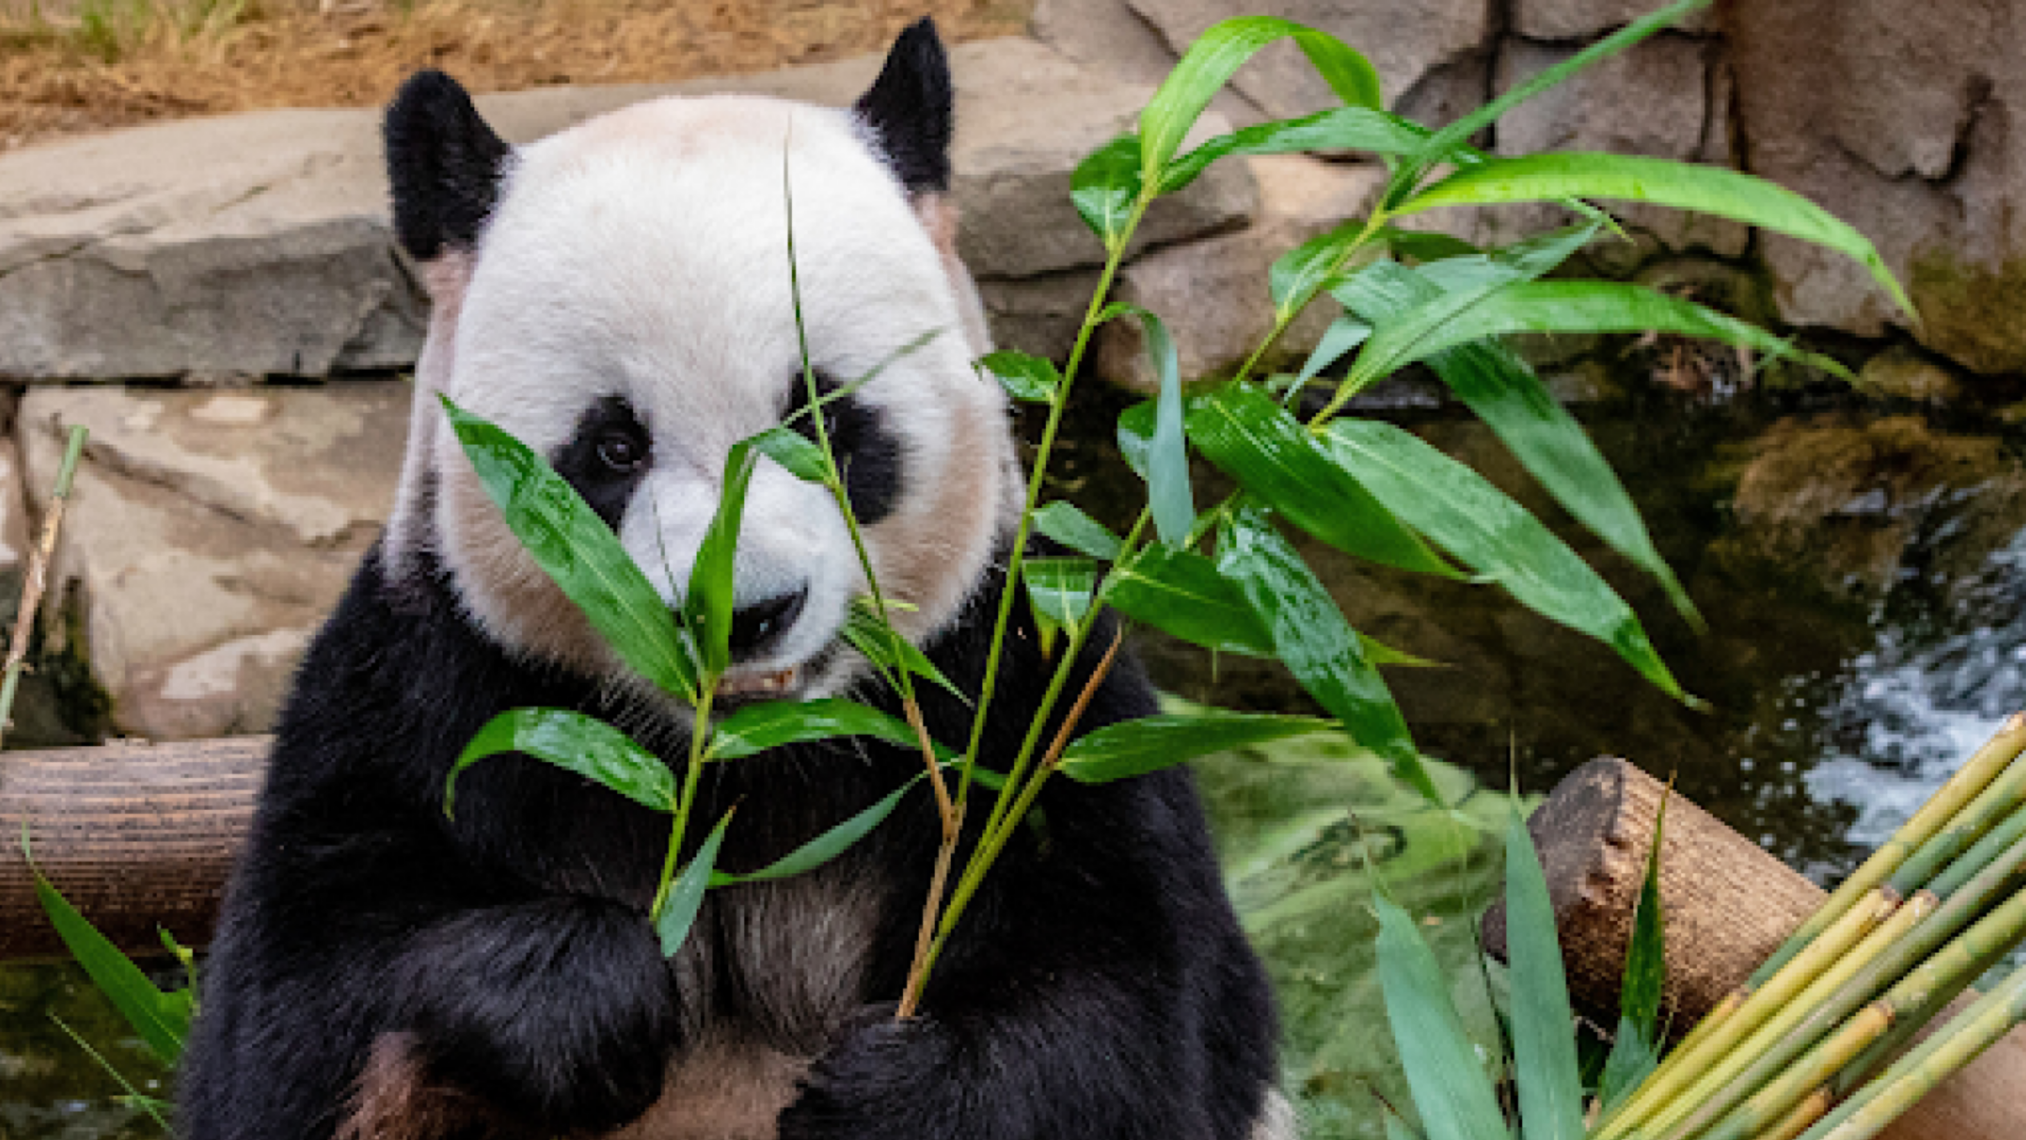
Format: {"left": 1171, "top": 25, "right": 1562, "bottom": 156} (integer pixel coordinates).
{"left": 179, "top": 19, "right": 1285, "bottom": 1140}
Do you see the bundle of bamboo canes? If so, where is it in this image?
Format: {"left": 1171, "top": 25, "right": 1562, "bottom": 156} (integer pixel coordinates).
{"left": 1596, "top": 713, "right": 2026, "bottom": 1140}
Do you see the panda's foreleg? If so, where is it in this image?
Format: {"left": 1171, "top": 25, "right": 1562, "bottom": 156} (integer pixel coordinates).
{"left": 371, "top": 893, "right": 683, "bottom": 1135}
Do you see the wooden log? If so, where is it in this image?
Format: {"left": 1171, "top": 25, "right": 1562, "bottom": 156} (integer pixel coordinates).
{"left": 1489, "top": 756, "right": 2026, "bottom": 1140}
{"left": 1, "top": 736, "right": 267, "bottom": 959}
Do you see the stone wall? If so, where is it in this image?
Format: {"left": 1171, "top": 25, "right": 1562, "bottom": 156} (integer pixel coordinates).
{"left": 0, "top": 0, "right": 2016, "bottom": 741}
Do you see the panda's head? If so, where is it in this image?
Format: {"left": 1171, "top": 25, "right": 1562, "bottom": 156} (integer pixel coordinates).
{"left": 381, "top": 20, "right": 1015, "bottom": 703}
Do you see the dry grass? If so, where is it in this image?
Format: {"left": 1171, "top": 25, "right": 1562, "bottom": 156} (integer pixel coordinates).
{"left": 0, "top": 0, "right": 1031, "bottom": 150}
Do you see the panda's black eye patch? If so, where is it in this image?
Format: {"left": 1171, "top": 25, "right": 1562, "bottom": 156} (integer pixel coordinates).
{"left": 784, "top": 371, "right": 903, "bottom": 525}
{"left": 552, "top": 396, "right": 651, "bottom": 530}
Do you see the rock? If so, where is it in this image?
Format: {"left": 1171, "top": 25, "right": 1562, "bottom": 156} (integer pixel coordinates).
{"left": 0, "top": 39, "right": 1255, "bottom": 381}
{"left": 1126, "top": 0, "right": 1492, "bottom": 122}
{"left": 1856, "top": 345, "right": 1966, "bottom": 404}
{"left": 1721, "top": 414, "right": 2026, "bottom": 600}
{"left": 1029, "top": 0, "right": 1179, "bottom": 89}
{"left": 1097, "top": 155, "right": 1385, "bottom": 390}
{"left": 0, "top": 110, "right": 425, "bottom": 382}
{"left": 1725, "top": 0, "right": 2026, "bottom": 375}
{"left": 19, "top": 383, "right": 406, "bottom": 739}
{"left": 1513, "top": 0, "right": 1715, "bottom": 40}
{"left": 978, "top": 269, "right": 1107, "bottom": 362}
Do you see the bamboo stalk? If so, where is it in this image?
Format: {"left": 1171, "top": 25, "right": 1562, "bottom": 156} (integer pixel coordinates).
{"left": 0, "top": 425, "right": 86, "bottom": 749}
{"left": 1884, "top": 756, "right": 2026, "bottom": 899}
{"left": 1643, "top": 893, "right": 1940, "bottom": 1140}
{"left": 1753, "top": 1089, "right": 1832, "bottom": 1140}
{"left": 1598, "top": 890, "right": 1901, "bottom": 1139}
{"left": 1701, "top": 1006, "right": 1893, "bottom": 1140}
{"left": 1754, "top": 713, "right": 2026, "bottom": 980}
{"left": 1797, "top": 966, "right": 2026, "bottom": 1140}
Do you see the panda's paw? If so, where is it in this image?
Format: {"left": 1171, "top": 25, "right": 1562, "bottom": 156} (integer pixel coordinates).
{"left": 777, "top": 1011, "right": 959, "bottom": 1140}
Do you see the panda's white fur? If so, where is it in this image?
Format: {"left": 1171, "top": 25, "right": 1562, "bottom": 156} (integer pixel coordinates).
{"left": 389, "top": 94, "right": 1014, "bottom": 700}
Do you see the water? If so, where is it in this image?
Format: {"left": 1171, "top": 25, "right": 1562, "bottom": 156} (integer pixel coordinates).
{"left": 9, "top": 377, "right": 2026, "bottom": 1135}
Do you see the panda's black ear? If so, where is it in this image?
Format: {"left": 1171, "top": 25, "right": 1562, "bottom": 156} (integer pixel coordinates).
{"left": 383, "top": 70, "right": 512, "bottom": 262}
{"left": 855, "top": 17, "right": 954, "bottom": 195}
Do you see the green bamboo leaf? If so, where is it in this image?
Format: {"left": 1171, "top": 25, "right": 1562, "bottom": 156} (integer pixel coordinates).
{"left": 714, "top": 773, "right": 927, "bottom": 885}
{"left": 1215, "top": 503, "right": 1437, "bottom": 803}
{"left": 1058, "top": 710, "right": 1337, "bottom": 783}
{"left": 1372, "top": 280, "right": 1848, "bottom": 378}
{"left": 1031, "top": 501, "right": 1122, "bottom": 561}
{"left": 1382, "top": 1105, "right": 1428, "bottom": 1140}
{"left": 685, "top": 440, "right": 761, "bottom": 676}
{"left": 1600, "top": 789, "right": 1671, "bottom": 1110}
{"left": 1321, "top": 419, "right": 1683, "bottom": 698}
{"left": 1182, "top": 384, "right": 1456, "bottom": 578}
{"left": 980, "top": 350, "right": 1062, "bottom": 405}
{"left": 446, "top": 708, "right": 676, "bottom": 816}
{"left": 25, "top": 832, "right": 189, "bottom": 1065}
{"left": 705, "top": 697, "right": 941, "bottom": 762}
{"left": 1504, "top": 808, "right": 1587, "bottom": 1140}
{"left": 1072, "top": 133, "right": 1144, "bottom": 248}
{"left": 747, "top": 425, "right": 830, "bottom": 484}
{"left": 1102, "top": 303, "right": 1196, "bottom": 547}
{"left": 1334, "top": 261, "right": 1700, "bottom": 628}
{"left": 1341, "top": 223, "right": 1599, "bottom": 394}
{"left": 1375, "top": 895, "right": 1510, "bottom": 1140}
{"left": 1163, "top": 105, "right": 1449, "bottom": 197}
{"left": 1393, "top": 0, "right": 1711, "bottom": 203}
{"left": 1023, "top": 556, "right": 1098, "bottom": 638}
{"left": 1105, "top": 543, "right": 1273, "bottom": 656}
{"left": 1290, "top": 314, "right": 1372, "bottom": 400}
{"left": 1399, "top": 151, "right": 1912, "bottom": 319}
{"left": 49, "top": 1013, "right": 173, "bottom": 1133}
{"left": 440, "top": 397, "right": 698, "bottom": 699}
{"left": 655, "top": 808, "right": 733, "bottom": 957}
{"left": 1142, "top": 16, "right": 1383, "bottom": 177}
{"left": 1270, "top": 220, "right": 1368, "bottom": 320}
{"left": 843, "top": 597, "right": 965, "bottom": 701}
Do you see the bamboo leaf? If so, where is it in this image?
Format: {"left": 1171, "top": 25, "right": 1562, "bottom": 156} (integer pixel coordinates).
{"left": 1394, "top": 0, "right": 1711, "bottom": 203}
{"left": 1058, "top": 710, "right": 1337, "bottom": 783}
{"left": 1320, "top": 419, "right": 1683, "bottom": 698}
{"left": 1182, "top": 383, "right": 1457, "bottom": 577}
{"left": 440, "top": 397, "right": 697, "bottom": 699}
{"left": 1375, "top": 896, "right": 1510, "bottom": 1140}
{"left": 1270, "top": 220, "right": 1371, "bottom": 320}
{"left": 1141, "top": 16, "right": 1383, "bottom": 178}
{"left": 747, "top": 425, "right": 831, "bottom": 484}
{"left": 1368, "top": 279, "right": 1849, "bottom": 378}
{"left": 1291, "top": 314, "right": 1372, "bottom": 394}
{"left": 843, "top": 598, "right": 965, "bottom": 700}
{"left": 1215, "top": 503, "right": 1436, "bottom": 802}
{"left": 1600, "top": 789, "right": 1672, "bottom": 1110}
{"left": 1032, "top": 501, "right": 1123, "bottom": 561}
{"left": 1072, "top": 133, "right": 1144, "bottom": 248}
{"left": 685, "top": 440, "right": 761, "bottom": 676}
{"left": 980, "top": 350, "right": 1062, "bottom": 405}
{"left": 26, "top": 833, "right": 189, "bottom": 1065}
{"left": 1504, "top": 809, "right": 1587, "bottom": 1140}
{"left": 1023, "top": 556, "right": 1099, "bottom": 637}
{"left": 447, "top": 708, "right": 675, "bottom": 815}
{"left": 705, "top": 697, "right": 942, "bottom": 762}
{"left": 1164, "top": 105, "right": 1448, "bottom": 197}
{"left": 655, "top": 809, "right": 733, "bottom": 957}
{"left": 714, "top": 774, "right": 927, "bottom": 884}
{"left": 1334, "top": 261, "right": 1700, "bottom": 628}
{"left": 1104, "top": 543, "right": 1274, "bottom": 656}
{"left": 1399, "top": 150, "right": 1912, "bottom": 319}
{"left": 1103, "top": 303, "right": 1196, "bottom": 547}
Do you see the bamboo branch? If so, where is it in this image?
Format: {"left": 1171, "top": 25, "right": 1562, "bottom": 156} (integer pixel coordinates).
{"left": 0, "top": 425, "right": 86, "bottom": 749}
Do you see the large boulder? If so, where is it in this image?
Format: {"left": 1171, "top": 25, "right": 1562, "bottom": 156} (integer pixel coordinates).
{"left": 1724, "top": 0, "right": 2026, "bottom": 375}
{"left": 19, "top": 383, "right": 406, "bottom": 739}
{"left": 0, "top": 38, "right": 1255, "bottom": 382}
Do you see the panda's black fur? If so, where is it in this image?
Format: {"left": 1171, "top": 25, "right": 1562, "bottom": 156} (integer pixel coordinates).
{"left": 180, "top": 19, "right": 1281, "bottom": 1140}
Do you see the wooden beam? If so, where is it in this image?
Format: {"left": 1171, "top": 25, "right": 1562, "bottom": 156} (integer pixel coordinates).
{"left": 1, "top": 736, "right": 266, "bottom": 959}
{"left": 1488, "top": 756, "right": 2026, "bottom": 1140}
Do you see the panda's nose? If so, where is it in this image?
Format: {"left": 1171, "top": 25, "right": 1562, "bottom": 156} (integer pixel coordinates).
{"left": 727, "top": 586, "right": 809, "bottom": 661}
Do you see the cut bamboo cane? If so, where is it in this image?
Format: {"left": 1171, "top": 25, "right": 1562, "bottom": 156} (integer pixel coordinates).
{"left": 1799, "top": 967, "right": 2026, "bottom": 1140}
{"left": 1756, "top": 1089, "right": 1832, "bottom": 1140}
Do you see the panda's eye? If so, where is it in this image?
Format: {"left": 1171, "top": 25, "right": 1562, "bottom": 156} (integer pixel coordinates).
{"left": 597, "top": 431, "right": 646, "bottom": 472}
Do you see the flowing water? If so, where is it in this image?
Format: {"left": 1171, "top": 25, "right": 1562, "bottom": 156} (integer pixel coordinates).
{"left": 7, "top": 374, "right": 2026, "bottom": 1136}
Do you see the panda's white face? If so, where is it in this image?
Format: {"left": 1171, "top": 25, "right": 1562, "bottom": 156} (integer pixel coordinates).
{"left": 392, "top": 90, "right": 1013, "bottom": 705}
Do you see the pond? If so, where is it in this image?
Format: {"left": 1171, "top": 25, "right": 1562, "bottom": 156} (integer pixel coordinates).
{"left": 6, "top": 363, "right": 2026, "bottom": 1138}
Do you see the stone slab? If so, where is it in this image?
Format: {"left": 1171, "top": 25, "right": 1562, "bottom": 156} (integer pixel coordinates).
{"left": 19, "top": 382, "right": 406, "bottom": 739}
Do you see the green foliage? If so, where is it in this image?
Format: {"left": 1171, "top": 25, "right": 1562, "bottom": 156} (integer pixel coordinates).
{"left": 1502, "top": 811, "right": 1586, "bottom": 1140}
{"left": 1598, "top": 794, "right": 1671, "bottom": 1112}
{"left": 1057, "top": 711, "right": 1338, "bottom": 783}
{"left": 655, "top": 809, "right": 732, "bottom": 956}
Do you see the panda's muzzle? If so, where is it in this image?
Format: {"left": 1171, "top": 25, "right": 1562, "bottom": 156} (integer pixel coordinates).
{"left": 726, "top": 586, "right": 809, "bottom": 663}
